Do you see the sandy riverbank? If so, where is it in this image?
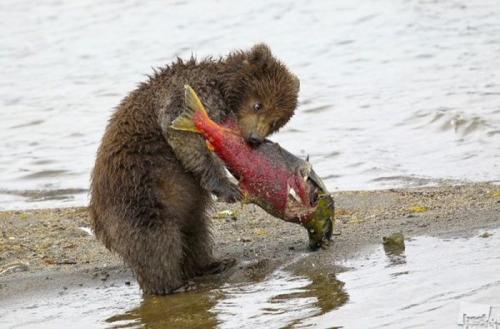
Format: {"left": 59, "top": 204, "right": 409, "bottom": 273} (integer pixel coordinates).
{"left": 0, "top": 183, "right": 499, "bottom": 300}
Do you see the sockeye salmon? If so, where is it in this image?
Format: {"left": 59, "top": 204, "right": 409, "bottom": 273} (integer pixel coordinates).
{"left": 170, "top": 85, "right": 334, "bottom": 249}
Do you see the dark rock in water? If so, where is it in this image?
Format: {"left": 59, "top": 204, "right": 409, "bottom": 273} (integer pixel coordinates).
{"left": 382, "top": 233, "right": 405, "bottom": 249}
{"left": 479, "top": 232, "right": 493, "bottom": 238}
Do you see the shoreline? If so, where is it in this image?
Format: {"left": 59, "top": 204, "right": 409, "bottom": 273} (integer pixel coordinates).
{"left": 1, "top": 183, "right": 499, "bottom": 301}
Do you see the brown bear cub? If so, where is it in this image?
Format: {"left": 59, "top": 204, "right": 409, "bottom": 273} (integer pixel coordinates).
{"left": 89, "top": 44, "right": 300, "bottom": 295}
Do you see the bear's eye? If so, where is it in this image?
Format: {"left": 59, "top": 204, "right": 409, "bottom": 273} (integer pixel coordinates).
{"left": 253, "top": 102, "right": 263, "bottom": 112}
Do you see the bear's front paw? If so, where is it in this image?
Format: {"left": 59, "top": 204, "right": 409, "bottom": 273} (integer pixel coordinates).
{"left": 213, "top": 182, "right": 242, "bottom": 203}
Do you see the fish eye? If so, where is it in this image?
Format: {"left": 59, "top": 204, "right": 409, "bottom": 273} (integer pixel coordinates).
{"left": 253, "top": 102, "right": 263, "bottom": 112}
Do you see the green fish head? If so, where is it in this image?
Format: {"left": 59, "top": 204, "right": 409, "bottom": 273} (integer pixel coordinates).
{"left": 305, "top": 194, "right": 335, "bottom": 251}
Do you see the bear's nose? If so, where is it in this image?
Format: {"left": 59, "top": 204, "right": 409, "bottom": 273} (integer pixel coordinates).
{"left": 247, "top": 133, "right": 263, "bottom": 147}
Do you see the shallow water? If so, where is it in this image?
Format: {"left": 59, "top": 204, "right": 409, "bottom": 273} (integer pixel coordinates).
{"left": 1, "top": 0, "right": 500, "bottom": 209}
{"left": 2, "top": 229, "right": 499, "bottom": 328}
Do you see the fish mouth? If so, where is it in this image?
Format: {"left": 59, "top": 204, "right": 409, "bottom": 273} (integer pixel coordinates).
{"left": 288, "top": 186, "right": 303, "bottom": 205}
{"left": 284, "top": 191, "right": 313, "bottom": 224}
{"left": 286, "top": 165, "right": 326, "bottom": 209}
{"left": 284, "top": 167, "right": 328, "bottom": 216}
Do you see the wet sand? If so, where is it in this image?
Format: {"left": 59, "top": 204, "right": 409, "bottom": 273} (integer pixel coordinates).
{"left": 1, "top": 183, "right": 499, "bottom": 301}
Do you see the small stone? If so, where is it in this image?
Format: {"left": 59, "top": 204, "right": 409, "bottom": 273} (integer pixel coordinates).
{"left": 125, "top": 281, "right": 131, "bottom": 286}
{"left": 479, "top": 232, "right": 492, "bottom": 238}
{"left": 408, "top": 205, "right": 429, "bottom": 213}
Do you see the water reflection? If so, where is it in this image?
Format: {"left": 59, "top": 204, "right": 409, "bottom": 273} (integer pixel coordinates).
{"left": 383, "top": 233, "right": 407, "bottom": 267}
{"left": 276, "top": 272, "right": 348, "bottom": 314}
{"left": 106, "top": 287, "right": 220, "bottom": 329}
{"left": 383, "top": 244, "right": 407, "bottom": 267}
{"left": 105, "top": 268, "right": 348, "bottom": 329}
{"left": 215, "top": 269, "right": 348, "bottom": 329}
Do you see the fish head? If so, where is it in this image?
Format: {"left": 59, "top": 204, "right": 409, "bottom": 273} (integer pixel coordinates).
{"left": 281, "top": 160, "right": 334, "bottom": 250}
{"left": 305, "top": 194, "right": 335, "bottom": 251}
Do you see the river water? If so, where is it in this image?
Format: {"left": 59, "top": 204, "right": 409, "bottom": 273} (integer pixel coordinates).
{"left": 1, "top": 0, "right": 500, "bottom": 209}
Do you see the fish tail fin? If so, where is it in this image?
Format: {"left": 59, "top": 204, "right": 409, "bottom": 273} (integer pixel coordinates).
{"left": 170, "top": 85, "right": 209, "bottom": 132}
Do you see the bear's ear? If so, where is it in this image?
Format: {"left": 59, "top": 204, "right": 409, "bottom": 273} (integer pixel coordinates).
{"left": 247, "top": 43, "right": 272, "bottom": 66}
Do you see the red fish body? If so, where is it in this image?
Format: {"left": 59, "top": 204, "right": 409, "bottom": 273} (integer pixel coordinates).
{"left": 172, "top": 85, "right": 318, "bottom": 224}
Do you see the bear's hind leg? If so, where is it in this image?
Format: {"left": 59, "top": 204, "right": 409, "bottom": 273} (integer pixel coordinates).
{"left": 181, "top": 211, "right": 215, "bottom": 277}
{"left": 130, "top": 222, "right": 185, "bottom": 295}
{"left": 182, "top": 211, "right": 236, "bottom": 277}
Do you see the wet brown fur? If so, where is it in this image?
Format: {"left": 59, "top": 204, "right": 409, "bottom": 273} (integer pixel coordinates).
{"left": 89, "top": 44, "right": 299, "bottom": 295}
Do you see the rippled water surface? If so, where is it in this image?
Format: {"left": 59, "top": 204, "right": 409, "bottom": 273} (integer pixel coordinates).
{"left": 1, "top": 0, "right": 500, "bottom": 209}
{"left": 2, "top": 230, "right": 500, "bottom": 328}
